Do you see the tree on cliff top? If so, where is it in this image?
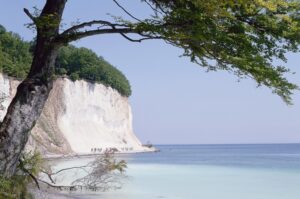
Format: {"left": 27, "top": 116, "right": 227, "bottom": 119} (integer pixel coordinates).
{"left": 0, "top": 0, "right": 300, "bottom": 177}
{"left": 0, "top": 28, "right": 132, "bottom": 96}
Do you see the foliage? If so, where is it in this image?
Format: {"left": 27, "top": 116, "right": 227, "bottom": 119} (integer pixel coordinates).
{"left": 0, "top": 25, "right": 131, "bottom": 96}
{"left": 0, "top": 151, "right": 43, "bottom": 199}
{"left": 0, "top": 25, "right": 32, "bottom": 79}
{"left": 55, "top": 45, "right": 132, "bottom": 96}
{"left": 69, "top": 72, "right": 80, "bottom": 81}
{"left": 0, "top": 176, "right": 34, "bottom": 199}
{"left": 127, "top": 0, "right": 300, "bottom": 103}
{"left": 0, "top": 149, "right": 127, "bottom": 197}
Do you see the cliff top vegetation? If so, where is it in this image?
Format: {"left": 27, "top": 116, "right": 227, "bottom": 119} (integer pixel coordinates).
{"left": 0, "top": 24, "right": 131, "bottom": 96}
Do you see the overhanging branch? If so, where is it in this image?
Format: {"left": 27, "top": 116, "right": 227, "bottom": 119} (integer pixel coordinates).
{"left": 59, "top": 27, "right": 164, "bottom": 44}
{"left": 57, "top": 17, "right": 165, "bottom": 44}
{"left": 23, "top": 8, "right": 37, "bottom": 23}
{"left": 59, "top": 27, "right": 135, "bottom": 42}
{"left": 61, "top": 20, "right": 129, "bottom": 36}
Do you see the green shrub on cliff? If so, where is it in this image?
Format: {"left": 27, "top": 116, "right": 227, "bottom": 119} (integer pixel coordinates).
{"left": 0, "top": 25, "right": 131, "bottom": 96}
{"left": 56, "top": 45, "right": 131, "bottom": 96}
{"left": 0, "top": 25, "right": 32, "bottom": 79}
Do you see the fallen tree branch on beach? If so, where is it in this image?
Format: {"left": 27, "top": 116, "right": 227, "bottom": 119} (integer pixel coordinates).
{"left": 38, "top": 149, "right": 127, "bottom": 192}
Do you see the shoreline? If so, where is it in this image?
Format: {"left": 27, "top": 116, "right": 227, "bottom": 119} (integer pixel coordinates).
{"left": 29, "top": 148, "right": 159, "bottom": 198}
{"left": 43, "top": 147, "right": 159, "bottom": 160}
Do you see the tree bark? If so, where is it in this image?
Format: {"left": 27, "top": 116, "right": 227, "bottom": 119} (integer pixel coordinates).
{"left": 0, "top": 0, "right": 67, "bottom": 178}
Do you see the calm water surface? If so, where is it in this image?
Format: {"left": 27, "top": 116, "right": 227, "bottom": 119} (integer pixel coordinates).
{"left": 50, "top": 144, "right": 300, "bottom": 199}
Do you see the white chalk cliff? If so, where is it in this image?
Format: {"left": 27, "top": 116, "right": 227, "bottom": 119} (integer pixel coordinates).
{"left": 0, "top": 73, "right": 150, "bottom": 156}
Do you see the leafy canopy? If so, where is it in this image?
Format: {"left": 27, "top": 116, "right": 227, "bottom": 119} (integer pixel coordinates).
{"left": 115, "top": 0, "right": 300, "bottom": 103}
{"left": 0, "top": 25, "right": 131, "bottom": 96}
{"left": 0, "top": 25, "right": 32, "bottom": 79}
{"left": 21, "top": 0, "right": 300, "bottom": 102}
{"left": 56, "top": 45, "right": 131, "bottom": 96}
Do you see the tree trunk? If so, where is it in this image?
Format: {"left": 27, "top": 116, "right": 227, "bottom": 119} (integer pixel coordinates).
{"left": 0, "top": 61, "right": 56, "bottom": 178}
{"left": 0, "top": 0, "right": 67, "bottom": 178}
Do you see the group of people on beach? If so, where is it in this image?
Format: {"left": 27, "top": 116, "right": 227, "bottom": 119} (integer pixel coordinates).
{"left": 90, "top": 147, "right": 134, "bottom": 153}
{"left": 91, "top": 148, "right": 104, "bottom": 153}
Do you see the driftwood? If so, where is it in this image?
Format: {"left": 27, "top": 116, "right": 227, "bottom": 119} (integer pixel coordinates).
{"left": 36, "top": 149, "right": 127, "bottom": 192}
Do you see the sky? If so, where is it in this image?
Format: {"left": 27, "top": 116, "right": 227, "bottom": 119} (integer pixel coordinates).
{"left": 0, "top": 0, "right": 299, "bottom": 144}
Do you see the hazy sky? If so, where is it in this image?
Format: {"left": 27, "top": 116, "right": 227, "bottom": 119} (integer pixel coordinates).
{"left": 1, "top": 1, "right": 299, "bottom": 144}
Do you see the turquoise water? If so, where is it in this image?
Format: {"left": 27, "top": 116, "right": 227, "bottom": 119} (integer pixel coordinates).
{"left": 51, "top": 144, "right": 300, "bottom": 199}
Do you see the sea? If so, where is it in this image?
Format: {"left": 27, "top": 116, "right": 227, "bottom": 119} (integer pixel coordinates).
{"left": 48, "top": 144, "right": 300, "bottom": 199}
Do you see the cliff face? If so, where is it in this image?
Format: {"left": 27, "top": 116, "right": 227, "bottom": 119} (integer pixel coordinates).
{"left": 0, "top": 73, "right": 147, "bottom": 156}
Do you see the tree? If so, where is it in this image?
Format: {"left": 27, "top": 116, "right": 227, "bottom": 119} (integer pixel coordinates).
{"left": 0, "top": 0, "right": 300, "bottom": 177}
{"left": 0, "top": 27, "right": 32, "bottom": 79}
{"left": 0, "top": 28, "right": 132, "bottom": 96}
{"left": 38, "top": 149, "right": 127, "bottom": 192}
{"left": 0, "top": 149, "right": 127, "bottom": 197}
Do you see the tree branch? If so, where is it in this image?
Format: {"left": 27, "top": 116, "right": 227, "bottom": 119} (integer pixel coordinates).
{"left": 112, "top": 0, "right": 142, "bottom": 22}
{"left": 61, "top": 20, "right": 129, "bottom": 36}
{"left": 144, "top": 0, "right": 164, "bottom": 16}
{"left": 58, "top": 19, "right": 165, "bottom": 44}
{"left": 59, "top": 28, "right": 135, "bottom": 42}
{"left": 23, "top": 8, "right": 36, "bottom": 23}
{"left": 36, "top": 151, "right": 127, "bottom": 192}
{"left": 18, "top": 159, "right": 40, "bottom": 189}
{"left": 119, "top": 32, "right": 162, "bottom": 42}
{"left": 37, "top": 178, "right": 79, "bottom": 191}
{"left": 62, "top": 27, "right": 165, "bottom": 44}
{"left": 149, "top": 0, "right": 168, "bottom": 15}
{"left": 40, "top": 170, "right": 56, "bottom": 184}
{"left": 42, "top": 165, "right": 89, "bottom": 176}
